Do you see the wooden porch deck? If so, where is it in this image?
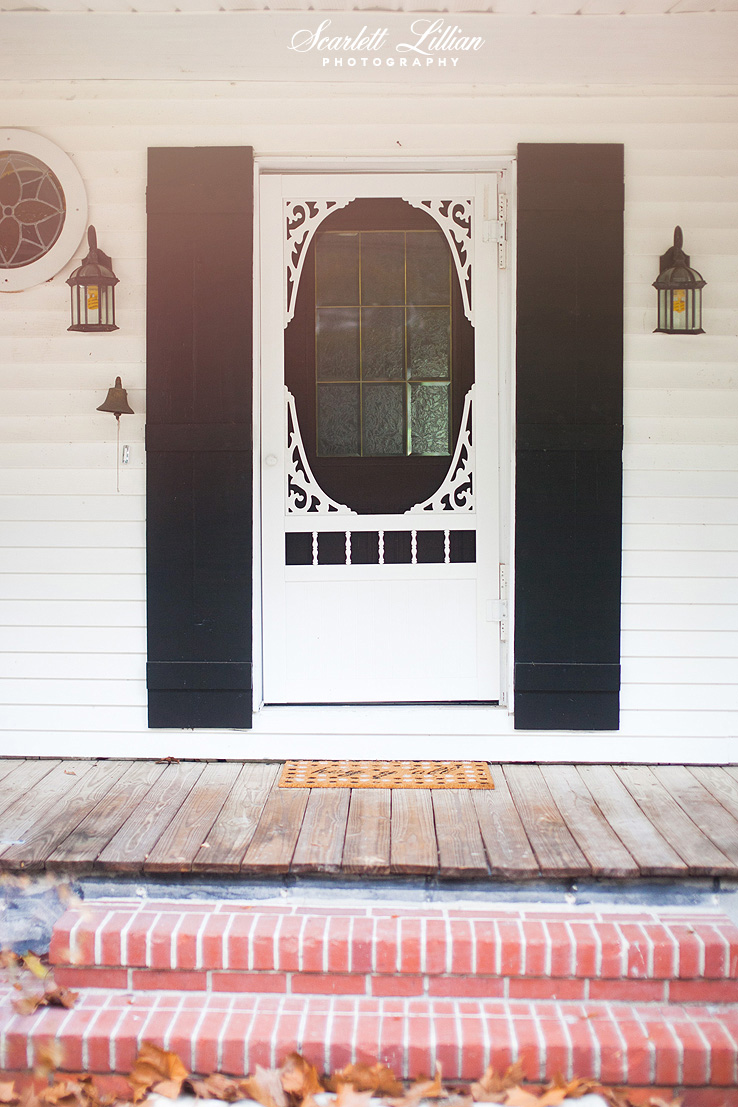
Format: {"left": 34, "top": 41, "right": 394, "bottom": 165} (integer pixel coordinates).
{"left": 0, "top": 759, "right": 737, "bottom": 880}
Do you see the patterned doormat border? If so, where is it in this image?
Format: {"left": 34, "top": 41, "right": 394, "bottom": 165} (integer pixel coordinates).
{"left": 279, "top": 760, "right": 494, "bottom": 789}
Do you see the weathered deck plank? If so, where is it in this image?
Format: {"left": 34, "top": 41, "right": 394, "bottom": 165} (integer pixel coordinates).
{"left": 0, "top": 758, "right": 735, "bottom": 881}
{"left": 503, "top": 765, "right": 590, "bottom": 878}
{"left": 615, "top": 764, "right": 734, "bottom": 875}
{"left": 432, "top": 789, "right": 488, "bottom": 877}
{"left": 145, "top": 761, "right": 242, "bottom": 873}
{"left": 390, "top": 789, "right": 437, "bottom": 874}
{"left": 241, "top": 781, "right": 309, "bottom": 873}
{"left": 576, "top": 764, "right": 687, "bottom": 876}
{"left": 48, "top": 761, "right": 168, "bottom": 870}
{"left": 472, "top": 767, "right": 539, "bottom": 878}
{"left": 292, "top": 788, "right": 350, "bottom": 873}
{"left": 342, "top": 789, "right": 391, "bottom": 875}
{"left": 192, "top": 762, "right": 280, "bottom": 873}
{"left": 540, "top": 764, "right": 639, "bottom": 878}
{"left": 97, "top": 761, "right": 205, "bottom": 872}
{"left": 1, "top": 760, "right": 129, "bottom": 872}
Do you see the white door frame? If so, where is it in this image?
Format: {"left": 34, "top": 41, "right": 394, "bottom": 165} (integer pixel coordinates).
{"left": 251, "top": 156, "right": 516, "bottom": 754}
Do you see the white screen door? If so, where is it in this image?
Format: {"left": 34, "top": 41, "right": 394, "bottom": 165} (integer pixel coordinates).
{"left": 260, "top": 172, "right": 502, "bottom": 704}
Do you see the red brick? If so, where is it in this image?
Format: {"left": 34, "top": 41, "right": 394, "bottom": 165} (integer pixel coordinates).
{"left": 536, "top": 1009, "right": 571, "bottom": 1080}
{"left": 569, "top": 922, "right": 598, "bottom": 979}
{"left": 292, "top": 973, "right": 366, "bottom": 995}
{"left": 302, "top": 916, "right": 328, "bottom": 973}
{"left": 350, "top": 917, "right": 375, "bottom": 974}
{"left": 372, "top": 975, "right": 424, "bottom": 996}
{"left": 433, "top": 1010, "right": 460, "bottom": 1077}
{"left": 669, "top": 979, "right": 738, "bottom": 1004}
{"left": 148, "top": 913, "right": 183, "bottom": 971}
{"left": 353, "top": 1009, "right": 381, "bottom": 1065}
{"left": 449, "top": 918, "right": 473, "bottom": 975}
{"left": 475, "top": 921, "right": 498, "bottom": 975}
{"left": 597, "top": 922, "right": 626, "bottom": 978}
{"left": 192, "top": 1008, "right": 230, "bottom": 1074}
{"left": 130, "top": 969, "right": 207, "bottom": 991}
{"left": 457, "top": 1006, "right": 486, "bottom": 1078}
{"left": 646, "top": 924, "right": 678, "bottom": 979}
{"left": 123, "top": 912, "right": 157, "bottom": 968}
{"left": 677, "top": 1016, "right": 712, "bottom": 1086}
{"left": 589, "top": 979, "right": 665, "bottom": 1002}
{"left": 484, "top": 1008, "right": 516, "bottom": 1074}
{"left": 399, "top": 916, "right": 423, "bottom": 974}
{"left": 696, "top": 924, "right": 733, "bottom": 978}
{"left": 521, "top": 921, "right": 547, "bottom": 976}
{"left": 327, "top": 1012, "right": 355, "bottom": 1072}
{"left": 83, "top": 1005, "right": 126, "bottom": 1072}
{"left": 508, "top": 978, "right": 586, "bottom": 1001}
{"left": 273, "top": 1007, "right": 304, "bottom": 1069}
{"left": 221, "top": 1010, "right": 257, "bottom": 1074}
{"left": 424, "top": 919, "right": 447, "bottom": 975}
{"left": 251, "top": 914, "right": 279, "bottom": 971}
{"left": 589, "top": 1010, "right": 627, "bottom": 1084}
{"left": 668, "top": 924, "right": 703, "bottom": 978}
{"left": 326, "top": 916, "right": 351, "bottom": 973}
{"left": 99, "top": 911, "right": 133, "bottom": 967}
{"left": 428, "top": 976, "right": 505, "bottom": 998}
{"left": 639, "top": 1016, "right": 681, "bottom": 1086}
{"left": 616, "top": 1015, "right": 651, "bottom": 1085}
{"left": 496, "top": 920, "right": 523, "bottom": 976}
{"left": 378, "top": 1008, "right": 405, "bottom": 1077}
{"left": 509, "top": 1011, "right": 542, "bottom": 1083}
{"left": 405, "top": 1012, "right": 432, "bottom": 1079}
{"left": 211, "top": 972, "right": 287, "bottom": 993}
{"left": 225, "top": 913, "right": 257, "bottom": 971}
{"left": 375, "top": 916, "right": 399, "bottom": 975}
{"left": 566, "top": 1012, "right": 598, "bottom": 1076}
{"left": 167, "top": 1005, "right": 205, "bottom": 1070}
{"left": 275, "top": 915, "right": 304, "bottom": 972}
{"left": 200, "top": 912, "right": 231, "bottom": 971}
{"left": 619, "top": 923, "right": 650, "bottom": 979}
{"left": 243, "top": 1005, "right": 280, "bottom": 1070}
{"left": 174, "top": 913, "right": 208, "bottom": 971}
{"left": 53, "top": 966, "right": 129, "bottom": 990}
{"left": 299, "top": 999, "right": 331, "bottom": 1073}
{"left": 49, "top": 910, "right": 81, "bottom": 965}
{"left": 691, "top": 1016, "right": 738, "bottom": 1086}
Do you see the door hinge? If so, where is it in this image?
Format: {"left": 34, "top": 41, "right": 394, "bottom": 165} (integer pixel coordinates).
{"left": 486, "top": 597, "right": 508, "bottom": 641}
{"left": 496, "top": 194, "right": 508, "bottom": 270}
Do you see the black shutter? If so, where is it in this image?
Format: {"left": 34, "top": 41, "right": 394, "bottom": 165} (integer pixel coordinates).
{"left": 514, "top": 143, "right": 624, "bottom": 731}
{"left": 146, "top": 147, "right": 253, "bottom": 729}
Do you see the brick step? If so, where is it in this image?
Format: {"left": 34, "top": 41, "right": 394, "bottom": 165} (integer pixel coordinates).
{"left": 3, "top": 985, "right": 738, "bottom": 1093}
{"left": 49, "top": 902, "right": 738, "bottom": 1003}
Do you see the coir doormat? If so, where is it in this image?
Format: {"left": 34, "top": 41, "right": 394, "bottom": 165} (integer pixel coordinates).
{"left": 279, "top": 760, "right": 494, "bottom": 789}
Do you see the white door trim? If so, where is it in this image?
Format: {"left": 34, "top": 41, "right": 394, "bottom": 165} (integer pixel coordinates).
{"left": 252, "top": 156, "right": 516, "bottom": 751}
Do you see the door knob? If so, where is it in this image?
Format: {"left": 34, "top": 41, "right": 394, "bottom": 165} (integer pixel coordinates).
{"left": 265, "top": 454, "right": 278, "bottom": 467}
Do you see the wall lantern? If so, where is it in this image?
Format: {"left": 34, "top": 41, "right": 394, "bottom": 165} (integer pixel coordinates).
{"left": 67, "top": 225, "right": 119, "bottom": 332}
{"left": 653, "top": 226, "right": 705, "bottom": 335}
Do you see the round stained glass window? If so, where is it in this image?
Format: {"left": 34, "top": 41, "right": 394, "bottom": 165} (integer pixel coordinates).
{"left": 0, "top": 151, "right": 66, "bottom": 268}
{"left": 0, "top": 130, "right": 87, "bottom": 293}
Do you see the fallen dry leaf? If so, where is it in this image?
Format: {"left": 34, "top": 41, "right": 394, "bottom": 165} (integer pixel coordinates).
{"left": 242, "top": 1066, "right": 288, "bottom": 1107}
{"left": 387, "top": 1063, "right": 446, "bottom": 1107}
{"left": 328, "top": 1063, "right": 404, "bottom": 1098}
{"left": 22, "top": 953, "right": 50, "bottom": 981}
{"left": 281, "top": 1054, "right": 323, "bottom": 1100}
{"left": 471, "top": 1065, "right": 527, "bottom": 1102}
{"left": 188, "top": 1074, "right": 248, "bottom": 1102}
{"left": 13, "top": 993, "right": 46, "bottom": 1017}
{"left": 0, "top": 1083, "right": 19, "bottom": 1105}
{"left": 35, "top": 1041, "right": 65, "bottom": 1079}
{"left": 127, "top": 1042, "right": 189, "bottom": 1103}
{"left": 333, "top": 1087, "right": 375, "bottom": 1107}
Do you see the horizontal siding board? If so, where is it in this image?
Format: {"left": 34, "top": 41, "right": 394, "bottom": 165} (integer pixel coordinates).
{"left": 0, "top": 680, "right": 146, "bottom": 707}
{"left": 0, "top": 84, "right": 736, "bottom": 750}
{"left": 0, "top": 601, "right": 145, "bottom": 626}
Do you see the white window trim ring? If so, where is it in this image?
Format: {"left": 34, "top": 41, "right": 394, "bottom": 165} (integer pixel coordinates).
{"left": 0, "top": 129, "right": 88, "bottom": 293}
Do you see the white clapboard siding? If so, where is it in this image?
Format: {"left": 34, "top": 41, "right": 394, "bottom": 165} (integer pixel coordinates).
{"left": 0, "top": 62, "right": 736, "bottom": 759}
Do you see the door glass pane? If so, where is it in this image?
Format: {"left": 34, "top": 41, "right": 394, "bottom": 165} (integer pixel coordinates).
{"left": 410, "top": 383, "right": 450, "bottom": 455}
{"left": 317, "top": 383, "right": 360, "bottom": 455}
{"left": 407, "top": 306, "right": 451, "bottom": 380}
{"left": 361, "top": 232, "right": 405, "bottom": 305}
{"left": 406, "top": 231, "right": 450, "bottom": 305}
{"left": 316, "top": 233, "right": 359, "bottom": 305}
{"left": 315, "top": 224, "right": 454, "bottom": 458}
{"left": 361, "top": 306, "right": 404, "bottom": 380}
{"left": 363, "top": 383, "right": 404, "bottom": 456}
{"left": 316, "top": 307, "right": 360, "bottom": 381}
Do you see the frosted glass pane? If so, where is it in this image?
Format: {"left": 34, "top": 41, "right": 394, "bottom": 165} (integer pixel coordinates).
{"left": 317, "top": 383, "right": 360, "bottom": 456}
{"left": 361, "top": 306, "right": 405, "bottom": 380}
{"left": 406, "top": 232, "right": 451, "bottom": 305}
{"left": 410, "top": 383, "right": 450, "bottom": 456}
{"left": 316, "top": 233, "right": 359, "bottom": 306}
{"left": 361, "top": 233, "right": 404, "bottom": 305}
{"left": 363, "top": 383, "right": 404, "bottom": 456}
{"left": 316, "top": 308, "right": 360, "bottom": 381}
{"left": 407, "top": 306, "right": 451, "bottom": 380}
